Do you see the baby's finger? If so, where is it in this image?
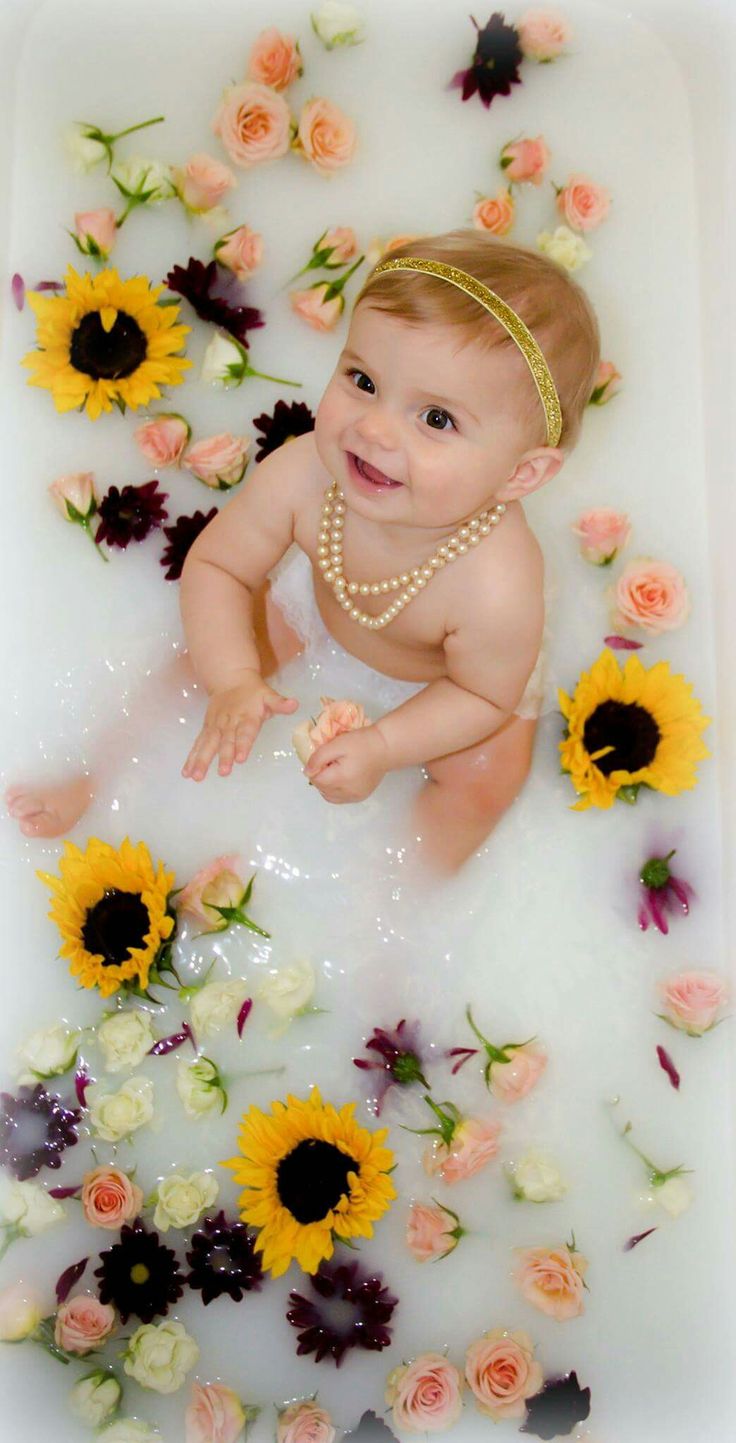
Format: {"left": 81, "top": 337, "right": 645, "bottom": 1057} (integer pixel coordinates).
{"left": 182, "top": 726, "right": 221, "bottom": 781}
{"left": 305, "top": 739, "right": 343, "bottom": 779}
{"left": 264, "top": 689, "right": 299, "bottom": 717}
{"left": 217, "top": 730, "right": 238, "bottom": 776}
{"left": 233, "top": 717, "right": 259, "bottom": 764}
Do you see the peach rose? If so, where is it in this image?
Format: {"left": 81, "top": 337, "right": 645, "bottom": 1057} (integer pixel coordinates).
{"left": 247, "top": 27, "right": 302, "bottom": 91}
{"left": 182, "top": 433, "right": 251, "bottom": 489}
{"left": 81, "top": 1165, "right": 144, "bottom": 1228}
{"left": 74, "top": 207, "right": 117, "bottom": 258}
{"left": 171, "top": 153, "right": 237, "bottom": 214}
{"left": 383, "top": 233, "right": 421, "bottom": 254}
{"left": 386, "top": 1354, "right": 464, "bottom": 1433}
{"left": 517, "top": 9, "right": 572, "bottom": 61}
{"left": 556, "top": 174, "right": 611, "bottom": 233}
{"left": 277, "top": 1399, "right": 336, "bottom": 1443}
{"left": 185, "top": 1381, "right": 246, "bottom": 1443}
{"left": 215, "top": 225, "right": 264, "bottom": 280}
{"left": 177, "top": 855, "right": 243, "bottom": 928}
{"left": 590, "top": 359, "right": 622, "bottom": 405}
{"left": 290, "top": 283, "right": 344, "bottom": 331}
{"left": 464, "top": 1328, "right": 543, "bottom": 1420}
{"left": 134, "top": 414, "right": 190, "bottom": 468}
{"left": 321, "top": 226, "right": 358, "bottom": 264}
{"left": 293, "top": 97, "right": 356, "bottom": 175}
{"left": 571, "top": 508, "right": 631, "bottom": 565}
{"left": 514, "top": 1244, "right": 588, "bottom": 1320}
{"left": 406, "top": 1201, "right": 461, "bottom": 1262}
{"left": 49, "top": 471, "right": 97, "bottom": 520}
{"left": 472, "top": 190, "right": 515, "bottom": 236}
{"left": 54, "top": 1295, "right": 116, "bottom": 1354}
{"left": 424, "top": 1116, "right": 501, "bottom": 1185}
{"left": 293, "top": 696, "right": 370, "bottom": 762}
{"left": 500, "top": 136, "right": 550, "bottom": 186}
{"left": 658, "top": 970, "right": 729, "bottom": 1036}
{"left": 489, "top": 1043, "right": 547, "bottom": 1102}
{"left": 610, "top": 558, "right": 690, "bottom": 634}
{"left": 212, "top": 82, "right": 292, "bottom": 169}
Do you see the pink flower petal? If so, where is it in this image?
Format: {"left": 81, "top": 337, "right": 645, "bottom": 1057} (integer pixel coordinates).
{"left": 11, "top": 273, "right": 25, "bottom": 309}
{"left": 236, "top": 997, "right": 253, "bottom": 1038}
{"left": 48, "top": 1185, "right": 81, "bottom": 1199}
{"left": 75, "top": 1068, "right": 93, "bottom": 1107}
{"left": 604, "top": 634, "right": 643, "bottom": 650}
{"left": 656, "top": 1044, "right": 680, "bottom": 1090}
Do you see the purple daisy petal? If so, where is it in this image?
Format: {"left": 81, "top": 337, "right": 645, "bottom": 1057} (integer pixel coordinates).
{"left": 604, "top": 634, "right": 644, "bottom": 650}
{"left": 656, "top": 1044, "right": 680, "bottom": 1090}
{"left": 624, "top": 1226, "right": 658, "bottom": 1251}
{"left": 236, "top": 997, "right": 253, "bottom": 1038}
{"left": 668, "top": 876, "right": 692, "bottom": 913}
{"left": 149, "top": 1022, "right": 195, "bottom": 1056}
{"left": 647, "top": 888, "right": 669, "bottom": 935}
{"left": 11, "top": 273, "right": 25, "bottom": 309}
{"left": 75, "top": 1068, "right": 93, "bottom": 1108}
{"left": 56, "top": 1257, "right": 88, "bottom": 1304}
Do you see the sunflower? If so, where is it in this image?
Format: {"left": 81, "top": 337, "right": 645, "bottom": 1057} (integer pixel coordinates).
{"left": 21, "top": 265, "right": 191, "bottom": 420}
{"left": 222, "top": 1087, "right": 396, "bottom": 1278}
{"left": 38, "top": 837, "right": 176, "bottom": 998}
{"left": 558, "top": 649, "right": 710, "bottom": 811}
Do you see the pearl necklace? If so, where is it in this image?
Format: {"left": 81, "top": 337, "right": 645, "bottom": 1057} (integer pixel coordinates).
{"left": 316, "top": 480, "right": 507, "bottom": 629}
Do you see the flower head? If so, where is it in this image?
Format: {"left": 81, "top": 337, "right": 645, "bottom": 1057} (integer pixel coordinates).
{"left": 311, "top": 2, "right": 366, "bottom": 50}
{"left": 499, "top": 135, "right": 549, "bottom": 185}
{"left": 465, "top": 1327, "right": 543, "bottom": 1420}
{"left": 176, "top": 1057, "right": 227, "bottom": 1119}
{"left": 123, "top": 1318, "right": 199, "bottom": 1394}
{"left": 247, "top": 27, "right": 303, "bottom": 90}
{"left": 97, "top": 1009, "right": 156, "bottom": 1071}
{"left": 88, "top": 1076, "right": 155, "bottom": 1143}
{"left": 449, "top": 13, "right": 524, "bottom": 107}
{"left": 164, "top": 258, "right": 264, "bottom": 347}
{"left": 55, "top": 1294, "right": 117, "bottom": 1354}
{"left": 82, "top": 1166, "right": 143, "bottom": 1229}
{"left": 69, "top": 1370, "right": 122, "bottom": 1427}
{"left": 513, "top": 1243, "right": 588, "bottom": 1319}
{"left": 182, "top": 433, "right": 251, "bottom": 490}
{"left": 521, "top": 1372, "right": 591, "bottom": 1438}
{"left": 353, "top": 1019, "right": 428, "bottom": 1114}
{"left": 405, "top": 1200, "right": 465, "bottom": 1262}
{"left": 160, "top": 508, "right": 218, "bottom": 580}
{"left": 15, "top": 1022, "right": 80, "bottom": 1084}
{"left": 657, "top": 969, "right": 729, "bottom": 1035}
{"left": 638, "top": 849, "right": 694, "bottom": 933}
{"left": 0, "top": 1083, "right": 80, "bottom": 1179}
{"left": 95, "top": 1218, "right": 184, "bottom": 1323}
{"left": 537, "top": 225, "right": 591, "bottom": 272}
{"left": 185, "top": 1210, "right": 264, "bottom": 1304}
{"left": 0, "top": 1280, "right": 44, "bottom": 1341}
{"left": 177, "top": 857, "right": 268, "bottom": 937}
{"left": 277, "top": 1400, "right": 335, "bottom": 1443}
{"left": 186, "top": 1381, "right": 249, "bottom": 1443}
{"left": 571, "top": 508, "right": 631, "bottom": 565}
{"left": 517, "top": 8, "right": 572, "bottom": 62}
{"left": 96, "top": 479, "right": 168, "bottom": 549}
{"left": 589, "top": 360, "right": 622, "bottom": 405}
{"left": 252, "top": 399, "right": 314, "bottom": 461}
{"left": 386, "top": 1353, "right": 464, "bottom": 1433}
{"left": 287, "top": 1256, "right": 397, "bottom": 1365}
{"left": 153, "top": 1171, "right": 219, "bottom": 1233}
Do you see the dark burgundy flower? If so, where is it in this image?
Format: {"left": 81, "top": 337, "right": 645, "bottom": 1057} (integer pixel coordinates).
{"left": 521, "top": 1371, "right": 591, "bottom": 1438}
{"left": 638, "top": 849, "right": 694, "bottom": 934}
{"left": 354, "top": 1019, "right": 428, "bottom": 1115}
{"left": 159, "top": 507, "right": 218, "bottom": 580}
{"left": 96, "top": 479, "right": 168, "bottom": 549}
{"left": 252, "top": 400, "right": 315, "bottom": 461}
{"left": 448, "top": 13, "right": 524, "bottom": 108}
{"left": 0, "top": 1083, "right": 80, "bottom": 1180}
{"left": 164, "top": 258, "right": 265, "bottom": 346}
{"left": 95, "top": 1218, "right": 184, "bottom": 1323}
{"left": 287, "top": 1256, "right": 397, "bottom": 1366}
{"left": 185, "top": 1211, "right": 264, "bottom": 1304}
{"left": 345, "top": 1413, "right": 399, "bottom": 1442}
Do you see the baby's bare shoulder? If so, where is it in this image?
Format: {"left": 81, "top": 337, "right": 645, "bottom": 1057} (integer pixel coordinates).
{"left": 448, "top": 505, "right": 544, "bottom": 637}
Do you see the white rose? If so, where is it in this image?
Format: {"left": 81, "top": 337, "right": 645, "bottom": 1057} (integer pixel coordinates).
{"left": 110, "top": 154, "right": 173, "bottom": 203}
{"left": 537, "top": 224, "right": 592, "bottom": 273}
{"left": 16, "top": 1022, "right": 80, "bottom": 1083}
{"left": 153, "top": 1171, "right": 219, "bottom": 1232}
{"left": 99, "top": 1420, "right": 160, "bottom": 1443}
{"left": 97, "top": 1011, "right": 156, "bottom": 1072}
{"left": 258, "top": 958, "right": 315, "bottom": 1020}
{"left": 654, "top": 1175, "right": 693, "bottom": 1218}
{"left": 0, "top": 1281, "right": 44, "bottom": 1341}
{"left": 189, "top": 979, "right": 248, "bottom": 1038}
{"left": 0, "top": 1178, "right": 65, "bottom": 1236}
{"left": 175, "top": 1057, "right": 226, "bottom": 1119}
{"left": 123, "top": 1319, "right": 199, "bottom": 1394}
{"left": 70, "top": 1370, "right": 122, "bottom": 1427}
{"left": 200, "top": 332, "right": 248, "bottom": 388}
{"left": 506, "top": 1150, "right": 568, "bottom": 1203}
{"left": 62, "top": 123, "right": 108, "bottom": 172}
{"left": 89, "top": 1077, "right": 155, "bottom": 1142}
{"left": 311, "top": 0, "right": 366, "bottom": 48}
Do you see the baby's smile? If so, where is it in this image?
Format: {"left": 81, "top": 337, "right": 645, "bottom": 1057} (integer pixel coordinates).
{"left": 346, "top": 450, "right": 404, "bottom": 492}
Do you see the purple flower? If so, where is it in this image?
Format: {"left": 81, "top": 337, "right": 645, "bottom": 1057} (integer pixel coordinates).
{"left": 0, "top": 1084, "right": 80, "bottom": 1180}
{"left": 185, "top": 1211, "right": 263, "bottom": 1305}
{"left": 287, "top": 1256, "right": 397, "bottom": 1366}
{"left": 95, "top": 1218, "right": 184, "bottom": 1323}
{"left": 521, "top": 1371, "right": 591, "bottom": 1438}
{"left": 638, "top": 849, "right": 694, "bottom": 934}
{"left": 163, "top": 257, "right": 265, "bottom": 346}
{"left": 252, "top": 399, "right": 315, "bottom": 462}
{"left": 159, "top": 507, "right": 217, "bottom": 580}
{"left": 96, "top": 479, "right": 168, "bottom": 549}
{"left": 353, "top": 1019, "right": 428, "bottom": 1114}
{"left": 448, "top": 13, "right": 524, "bottom": 109}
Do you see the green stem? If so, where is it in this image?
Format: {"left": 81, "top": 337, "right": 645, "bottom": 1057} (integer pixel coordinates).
{"left": 81, "top": 519, "right": 109, "bottom": 562}
{"left": 109, "top": 116, "right": 165, "bottom": 141}
{"left": 244, "top": 363, "right": 302, "bottom": 388}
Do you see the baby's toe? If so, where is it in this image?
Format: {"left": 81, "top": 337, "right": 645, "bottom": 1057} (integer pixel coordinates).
{"left": 6, "top": 789, "right": 44, "bottom": 819}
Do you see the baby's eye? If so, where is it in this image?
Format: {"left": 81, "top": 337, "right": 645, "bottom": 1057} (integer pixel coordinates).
{"left": 420, "top": 405, "right": 456, "bottom": 433}
{"left": 345, "top": 367, "right": 375, "bottom": 394}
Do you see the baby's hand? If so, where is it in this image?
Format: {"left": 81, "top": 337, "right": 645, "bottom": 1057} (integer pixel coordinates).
{"left": 304, "top": 726, "right": 389, "bottom": 804}
{"left": 182, "top": 671, "right": 298, "bottom": 781}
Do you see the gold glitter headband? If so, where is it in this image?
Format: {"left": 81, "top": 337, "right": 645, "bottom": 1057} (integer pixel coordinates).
{"left": 371, "top": 256, "right": 563, "bottom": 447}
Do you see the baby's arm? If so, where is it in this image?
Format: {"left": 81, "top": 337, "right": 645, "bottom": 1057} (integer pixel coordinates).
{"left": 179, "top": 434, "right": 312, "bottom": 780}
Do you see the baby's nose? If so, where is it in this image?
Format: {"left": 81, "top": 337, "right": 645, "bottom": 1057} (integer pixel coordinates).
{"left": 355, "top": 405, "right": 401, "bottom": 449}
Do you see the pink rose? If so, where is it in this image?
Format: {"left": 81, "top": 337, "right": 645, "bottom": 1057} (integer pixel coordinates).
{"left": 247, "top": 27, "right": 302, "bottom": 91}
{"left": 571, "top": 508, "right": 631, "bottom": 566}
{"left": 172, "top": 153, "right": 237, "bottom": 213}
{"left": 406, "top": 1201, "right": 461, "bottom": 1262}
{"left": 54, "top": 1295, "right": 116, "bottom": 1354}
{"left": 465, "top": 1328, "right": 544, "bottom": 1420}
{"left": 293, "top": 97, "right": 357, "bottom": 175}
{"left": 472, "top": 190, "right": 515, "bottom": 237}
{"left": 74, "top": 207, "right": 117, "bottom": 258}
{"left": 383, "top": 233, "right": 421, "bottom": 255}
{"left": 212, "top": 83, "right": 292, "bottom": 169}
{"left": 424, "top": 1116, "right": 501, "bottom": 1184}
{"left": 500, "top": 136, "right": 550, "bottom": 186}
{"left": 321, "top": 226, "right": 358, "bottom": 264}
{"left": 513, "top": 1244, "right": 588, "bottom": 1320}
{"left": 81, "top": 1165, "right": 144, "bottom": 1228}
{"left": 215, "top": 225, "right": 264, "bottom": 280}
{"left": 182, "top": 433, "right": 251, "bottom": 489}
{"left": 590, "top": 359, "right": 622, "bottom": 405}
{"left": 49, "top": 471, "right": 97, "bottom": 521}
{"left": 293, "top": 697, "right": 370, "bottom": 763}
{"left": 277, "top": 1400, "right": 336, "bottom": 1443}
{"left": 658, "top": 970, "right": 729, "bottom": 1036}
{"left": 386, "top": 1354, "right": 464, "bottom": 1433}
{"left": 489, "top": 1043, "right": 547, "bottom": 1102}
{"left": 290, "top": 283, "right": 344, "bottom": 331}
{"left": 177, "top": 855, "right": 244, "bottom": 929}
{"left": 610, "top": 558, "right": 690, "bottom": 634}
{"left": 556, "top": 174, "right": 611, "bottom": 233}
{"left": 134, "top": 414, "right": 190, "bottom": 468}
{"left": 517, "top": 9, "right": 572, "bottom": 61}
{"left": 185, "top": 1382, "right": 246, "bottom": 1443}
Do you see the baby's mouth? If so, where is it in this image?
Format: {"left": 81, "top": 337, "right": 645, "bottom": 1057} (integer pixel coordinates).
{"left": 348, "top": 452, "right": 403, "bottom": 488}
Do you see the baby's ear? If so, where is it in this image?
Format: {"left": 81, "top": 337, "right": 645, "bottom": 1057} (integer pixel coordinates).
{"left": 496, "top": 448, "right": 565, "bottom": 502}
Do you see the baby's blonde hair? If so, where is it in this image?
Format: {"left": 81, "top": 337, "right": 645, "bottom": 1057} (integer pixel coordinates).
{"left": 353, "top": 229, "right": 601, "bottom": 452}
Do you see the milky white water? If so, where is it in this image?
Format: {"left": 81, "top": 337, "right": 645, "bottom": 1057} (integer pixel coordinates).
{"left": 0, "top": 1, "right": 735, "bottom": 1440}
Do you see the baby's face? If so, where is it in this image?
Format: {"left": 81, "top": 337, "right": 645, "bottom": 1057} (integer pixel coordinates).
{"left": 314, "top": 303, "right": 538, "bottom": 532}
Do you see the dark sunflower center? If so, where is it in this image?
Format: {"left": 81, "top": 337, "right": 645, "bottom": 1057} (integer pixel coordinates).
{"left": 82, "top": 889, "right": 150, "bottom": 966}
{"left": 582, "top": 700, "right": 660, "bottom": 776}
{"left": 277, "top": 1139, "right": 358, "bottom": 1224}
{"left": 69, "top": 309, "right": 148, "bottom": 379}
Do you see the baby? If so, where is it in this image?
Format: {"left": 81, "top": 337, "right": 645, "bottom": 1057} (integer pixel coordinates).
{"left": 179, "top": 230, "right": 600, "bottom": 871}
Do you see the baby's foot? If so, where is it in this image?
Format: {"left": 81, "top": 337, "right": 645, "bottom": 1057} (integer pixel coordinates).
{"left": 5, "top": 775, "right": 95, "bottom": 838}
